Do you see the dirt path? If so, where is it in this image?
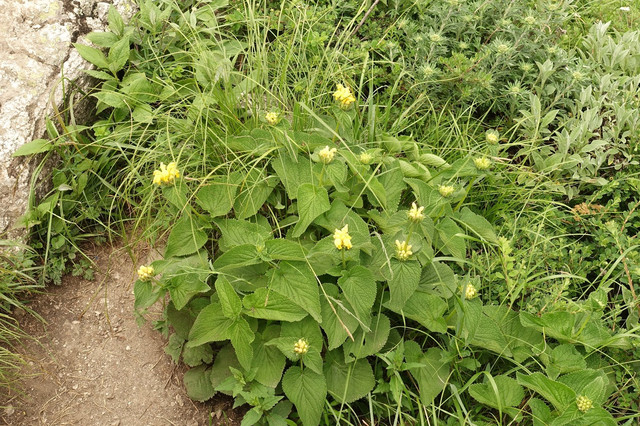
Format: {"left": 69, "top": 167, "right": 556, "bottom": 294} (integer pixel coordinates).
{"left": 0, "top": 242, "right": 238, "bottom": 425}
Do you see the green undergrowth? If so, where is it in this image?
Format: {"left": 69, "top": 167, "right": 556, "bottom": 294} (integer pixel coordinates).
{"left": 9, "top": 0, "right": 640, "bottom": 423}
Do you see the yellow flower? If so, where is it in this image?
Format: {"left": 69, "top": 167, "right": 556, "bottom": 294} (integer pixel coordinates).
{"left": 473, "top": 157, "right": 492, "bottom": 170}
{"left": 395, "top": 240, "right": 413, "bottom": 261}
{"left": 137, "top": 265, "right": 155, "bottom": 281}
{"left": 318, "top": 146, "right": 338, "bottom": 164}
{"left": 359, "top": 152, "right": 373, "bottom": 165}
{"left": 576, "top": 395, "right": 592, "bottom": 412}
{"left": 153, "top": 162, "right": 180, "bottom": 185}
{"left": 333, "top": 84, "right": 356, "bottom": 110}
{"left": 438, "top": 185, "right": 455, "bottom": 197}
{"left": 265, "top": 111, "right": 280, "bottom": 125}
{"left": 294, "top": 338, "right": 309, "bottom": 355}
{"left": 465, "top": 284, "right": 477, "bottom": 300}
{"left": 333, "top": 225, "right": 353, "bottom": 250}
{"left": 485, "top": 130, "right": 500, "bottom": 144}
{"left": 408, "top": 202, "right": 425, "bottom": 222}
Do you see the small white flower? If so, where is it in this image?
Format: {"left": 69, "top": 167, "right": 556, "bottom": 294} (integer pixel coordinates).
{"left": 620, "top": 6, "right": 630, "bottom": 12}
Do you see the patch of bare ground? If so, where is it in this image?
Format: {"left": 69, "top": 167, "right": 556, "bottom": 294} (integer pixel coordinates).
{"left": 0, "top": 241, "right": 240, "bottom": 425}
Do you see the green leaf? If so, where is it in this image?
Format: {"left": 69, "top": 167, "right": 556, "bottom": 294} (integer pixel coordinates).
{"left": 386, "top": 259, "right": 421, "bottom": 311}
{"left": 107, "top": 5, "right": 124, "bottom": 35}
{"left": 544, "top": 344, "right": 587, "bottom": 379}
{"left": 188, "top": 303, "right": 234, "bottom": 347}
{"left": 233, "top": 169, "right": 278, "bottom": 219}
{"left": 132, "top": 104, "right": 154, "bottom": 123}
{"left": 268, "top": 261, "right": 321, "bottom": 323}
{"left": 133, "top": 279, "right": 161, "bottom": 311}
{"left": 74, "top": 43, "right": 109, "bottom": 69}
{"left": 265, "top": 239, "right": 308, "bottom": 261}
{"left": 12, "top": 139, "right": 52, "bottom": 157}
{"left": 404, "top": 178, "right": 445, "bottom": 217}
{"left": 418, "top": 261, "right": 457, "bottom": 298}
{"left": 214, "top": 218, "right": 272, "bottom": 252}
{"left": 325, "top": 350, "right": 375, "bottom": 403}
{"left": 182, "top": 343, "right": 214, "bottom": 367}
{"left": 282, "top": 366, "right": 327, "bottom": 426}
{"left": 215, "top": 277, "right": 242, "bottom": 319}
{"left": 455, "top": 207, "right": 498, "bottom": 244}
{"left": 517, "top": 372, "right": 576, "bottom": 411}
{"left": 183, "top": 365, "right": 215, "bottom": 402}
{"left": 405, "top": 346, "right": 449, "bottom": 406}
{"left": 229, "top": 317, "right": 255, "bottom": 370}
{"left": 107, "top": 35, "right": 130, "bottom": 74}
{"left": 243, "top": 288, "right": 309, "bottom": 322}
{"left": 319, "top": 284, "right": 359, "bottom": 350}
{"left": 436, "top": 217, "right": 466, "bottom": 260}
{"left": 164, "top": 333, "right": 184, "bottom": 363}
{"left": 196, "top": 173, "right": 241, "bottom": 217}
{"left": 402, "top": 292, "right": 448, "bottom": 333}
{"left": 557, "top": 369, "right": 609, "bottom": 405}
{"left": 271, "top": 153, "right": 314, "bottom": 199}
{"left": 211, "top": 344, "right": 241, "bottom": 392}
{"left": 292, "top": 184, "right": 331, "bottom": 237}
{"left": 337, "top": 266, "right": 376, "bottom": 326}
{"left": 213, "top": 244, "right": 260, "bottom": 271}
{"left": 252, "top": 334, "right": 286, "bottom": 388}
{"left": 343, "top": 314, "right": 390, "bottom": 361}
{"left": 276, "top": 317, "right": 324, "bottom": 374}
{"left": 166, "top": 274, "right": 210, "bottom": 311}
{"left": 528, "top": 398, "right": 553, "bottom": 426}
{"left": 469, "top": 375, "right": 524, "bottom": 415}
{"left": 165, "top": 215, "right": 208, "bottom": 258}
{"left": 378, "top": 163, "right": 406, "bottom": 213}
{"left": 85, "top": 31, "right": 119, "bottom": 48}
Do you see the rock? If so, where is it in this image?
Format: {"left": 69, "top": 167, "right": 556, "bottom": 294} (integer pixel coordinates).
{"left": 0, "top": 0, "right": 135, "bottom": 240}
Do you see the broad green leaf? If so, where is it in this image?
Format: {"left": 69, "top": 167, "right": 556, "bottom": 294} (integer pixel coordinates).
{"left": 252, "top": 334, "right": 286, "bottom": 388}
{"left": 320, "top": 284, "right": 359, "bottom": 350}
{"left": 418, "top": 261, "right": 457, "bottom": 298}
{"left": 343, "top": 314, "right": 390, "bottom": 361}
{"left": 164, "top": 215, "right": 208, "bottom": 258}
{"left": 12, "top": 139, "right": 51, "bottom": 157}
{"left": 133, "top": 279, "right": 161, "bottom": 310}
{"left": 107, "top": 5, "right": 124, "bottom": 35}
{"left": 183, "top": 365, "right": 215, "bottom": 402}
{"left": 386, "top": 259, "right": 421, "bottom": 311}
{"left": 211, "top": 344, "right": 241, "bottom": 392}
{"left": 74, "top": 43, "right": 109, "bottom": 69}
{"left": 291, "top": 184, "right": 331, "bottom": 237}
{"left": 406, "top": 347, "right": 449, "bottom": 406}
{"left": 544, "top": 344, "right": 587, "bottom": 379}
{"left": 215, "top": 277, "right": 242, "bottom": 319}
{"left": 107, "top": 35, "right": 130, "bottom": 74}
{"left": 378, "top": 163, "right": 406, "bottom": 213}
{"left": 182, "top": 343, "right": 214, "bottom": 367}
{"left": 325, "top": 350, "right": 375, "bottom": 403}
{"left": 214, "top": 218, "right": 272, "bottom": 252}
{"left": 469, "top": 375, "right": 524, "bottom": 415}
{"left": 517, "top": 372, "right": 576, "bottom": 411}
{"left": 164, "top": 333, "right": 184, "bottom": 363}
{"left": 402, "top": 292, "right": 448, "bottom": 333}
{"left": 268, "top": 261, "right": 321, "bottom": 323}
{"left": 233, "top": 169, "right": 278, "bottom": 220}
{"left": 337, "top": 266, "right": 376, "bottom": 325}
{"left": 528, "top": 398, "right": 552, "bottom": 426}
{"left": 243, "top": 288, "right": 308, "bottom": 322}
{"left": 196, "top": 173, "right": 241, "bottom": 217}
{"left": 404, "top": 178, "right": 445, "bottom": 217}
{"left": 282, "top": 366, "right": 327, "bottom": 426}
{"left": 455, "top": 207, "right": 498, "bottom": 244}
{"left": 132, "top": 103, "right": 153, "bottom": 123}
{"left": 188, "top": 303, "right": 234, "bottom": 347}
{"left": 436, "top": 217, "right": 466, "bottom": 260}
{"left": 314, "top": 200, "right": 372, "bottom": 252}
{"left": 85, "top": 31, "right": 118, "bottom": 47}
{"left": 557, "top": 369, "right": 609, "bottom": 405}
{"left": 271, "top": 153, "right": 314, "bottom": 199}
{"left": 229, "top": 318, "right": 254, "bottom": 370}
{"left": 166, "top": 274, "right": 210, "bottom": 310}
{"left": 272, "top": 317, "right": 324, "bottom": 374}
{"left": 265, "top": 239, "right": 307, "bottom": 261}
{"left": 213, "top": 244, "right": 260, "bottom": 271}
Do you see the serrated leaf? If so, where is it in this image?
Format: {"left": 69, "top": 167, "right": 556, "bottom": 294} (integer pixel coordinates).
{"left": 229, "top": 318, "right": 254, "bottom": 370}
{"left": 343, "top": 314, "right": 390, "bottom": 361}
{"left": 337, "top": 266, "right": 376, "bottom": 326}
{"left": 233, "top": 169, "right": 278, "bottom": 219}
{"left": 469, "top": 375, "right": 524, "bottom": 413}
{"left": 107, "top": 35, "right": 130, "bottom": 74}
{"left": 378, "top": 164, "right": 405, "bottom": 213}
{"left": 132, "top": 103, "right": 153, "bottom": 123}
{"left": 291, "top": 184, "right": 331, "bottom": 237}
{"left": 211, "top": 344, "right": 241, "bottom": 392}
{"left": 166, "top": 274, "right": 210, "bottom": 311}
{"left": 133, "top": 279, "right": 161, "bottom": 311}
{"left": 165, "top": 215, "right": 208, "bottom": 258}
{"left": 544, "top": 344, "right": 587, "bottom": 379}
{"left": 243, "top": 288, "right": 309, "bottom": 322}
{"left": 386, "top": 259, "right": 421, "bottom": 311}
{"left": 402, "top": 292, "right": 448, "bottom": 333}
{"left": 268, "top": 261, "right": 321, "bottom": 323}
{"left": 86, "top": 31, "right": 119, "bottom": 47}
{"left": 214, "top": 218, "right": 272, "bottom": 252}
{"left": 107, "top": 5, "right": 124, "bottom": 35}
{"left": 319, "top": 284, "right": 359, "bottom": 350}
{"left": 325, "top": 350, "right": 375, "bottom": 403}
{"left": 265, "top": 239, "right": 307, "bottom": 261}
{"left": 215, "top": 277, "right": 242, "bottom": 319}
{"left": 188, "top": 303, "right": 234, "bottom": 347}
{"left": 196, "top": 173, "right": 241, "bottom": 217}
{"left": 282, "top": 366, "right": 327, "bottom": 426}
{"left": 269, "top": 317, "right": 323, "bottom": 374}
{"left": 165, "top": 333, "right": 184, "bottom": 363}
{"left": 213, "top": 244, "right": 260, "bottom": 271}
{"left": 271, "top": 153, "right": 314, "bottom": 199}
{"left": 436, "top": 217, "right": 466, "bottom": 260}
{"left": 406, "top": 347, "right": 449, "bottom": 406}
{"left": 455, "top": 207, "right": 498, "bottom": 244}
{"left": 252, "top": 336, "right": 286, "bottom": 388}
{"left": 74, "top": 43, "right": 109, "bottom": 69}
{"left": 182, "top": 342, "right": 214, "bottom": 367}
{"left": 517, "top": 372, "right": 576, "bottom": 411}
{"left": 183, "top": 365, "right": 215, "bottom": 402}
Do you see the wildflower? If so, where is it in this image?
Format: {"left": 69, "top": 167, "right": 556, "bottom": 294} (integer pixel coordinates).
{"left": 408, "top": 202, "right": 425, "bottom": 222}
{"left": 465, "top": 284, "right": 477, "bottom": 300}
{"left": 419, "top": 64, "right": 437, "bottom": 78}
{"left": 499, "top": 19, "right": 511, "bottom": 27}
{"left": 495, "top": 42, "right": 511, "bottom": 54}
{"left": 318, "top": 146, "right": 338, "bottom": 164}
{"left": 524, "top": 16, "right": 536, "bottom": 25}
{"left": 429, "top": 33, "right": 443, "bottom": 43}
{"left": 153, "top": 162, "right": 180, "bottom": 185}
{"left": 508, "top": 83, "right": 523, "bottom": 96}
{"left": 265, "top": 111, "right": 280, "bottom": 125}
{"left": 576, "top": 395, "right": 592, "bottom": 412}
{"left": 458, "top": 41, "right": 469, "bottom": 50}
{"left": 473, "top": 157, "right": 492, "bottom": 170}
{"left": 520, "top": 62, "right": 533, "bottom": 73}
{"left": 547, "top": 46, "right": 558, "bottom": 55}
{"left": 137, "top": 265, "right": 154, "bottom": 281}
{"left": 438, "top": 185, "right": 455, "bottom": 198}
{"left": 333, "top": 225, "right": 353, "bottom": 250}
{"left": 620, "top": 6, "right": 630, "bottom": 12}
{"left": 395, "top": 240, "right": 413, "bottom": 261}
{"left": 485, "top": 129, "right": 500, "bottom": 144}
{"left": 333, "top": 84, "right": 356, "bottom": 109}
{"left": 294, "top": 338, "right": 309, "bottom": 355}
{"left": 571, "top": 70, "right": 584, "bottom": 81}
{"left": 359, "top": 152, "right": 373, "bottom": 165}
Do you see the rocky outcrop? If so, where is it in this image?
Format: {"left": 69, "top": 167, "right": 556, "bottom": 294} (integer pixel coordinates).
{"left": 0, "top": 0, "right": 134, "bottom": 239}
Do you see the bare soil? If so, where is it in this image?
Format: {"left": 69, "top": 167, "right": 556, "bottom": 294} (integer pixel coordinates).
{"left": 0, "top": 242, "right": 239, "bottom": 425}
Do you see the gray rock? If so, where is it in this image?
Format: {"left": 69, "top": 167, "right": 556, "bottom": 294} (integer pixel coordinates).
{"left": 0, "top": 0, "right": 135, "bottom": 240}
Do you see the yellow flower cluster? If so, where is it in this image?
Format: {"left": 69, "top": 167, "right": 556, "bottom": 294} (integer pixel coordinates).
{"left": 333, "top": 225, "right": 352, "bottom": 250}
{"left": 408, "top": 202, "right": 425, "bottom": 222}
{"left": 333, "top": 84, "right": 356, "bottom": 110}
{"left": 465, "top": 284, "right": 477, "bottom": 300}
{"left": 265, "top": 111, "right": 280, "bottom": 125}
{"left": 153, "top": 162, "right": 180, "bottom": 185}
{"left": 318, "top": 146, "right": 337, "bottom": 164}
{"left": 395, "top": 240, "right": 413, "bottom": 261}
{"left": 359, "top": 152, "right": 373, "bottom": 165}
{"left": 473, "top": 157, "right": 492, "bottom": 170}
{"left": 294, "top": 338, "right": 309, "bottom": 355}
{"left": 137, "top": 265, "right": 155, "bottom": 281}
{"left": 438, "top": 185, "right": 455, "bottom": 198}
{"left": 576, "top": 395, "right": 592, "bottom": 412}
{"left": 485, "top": 129, "right": 500, "bottom": 144}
